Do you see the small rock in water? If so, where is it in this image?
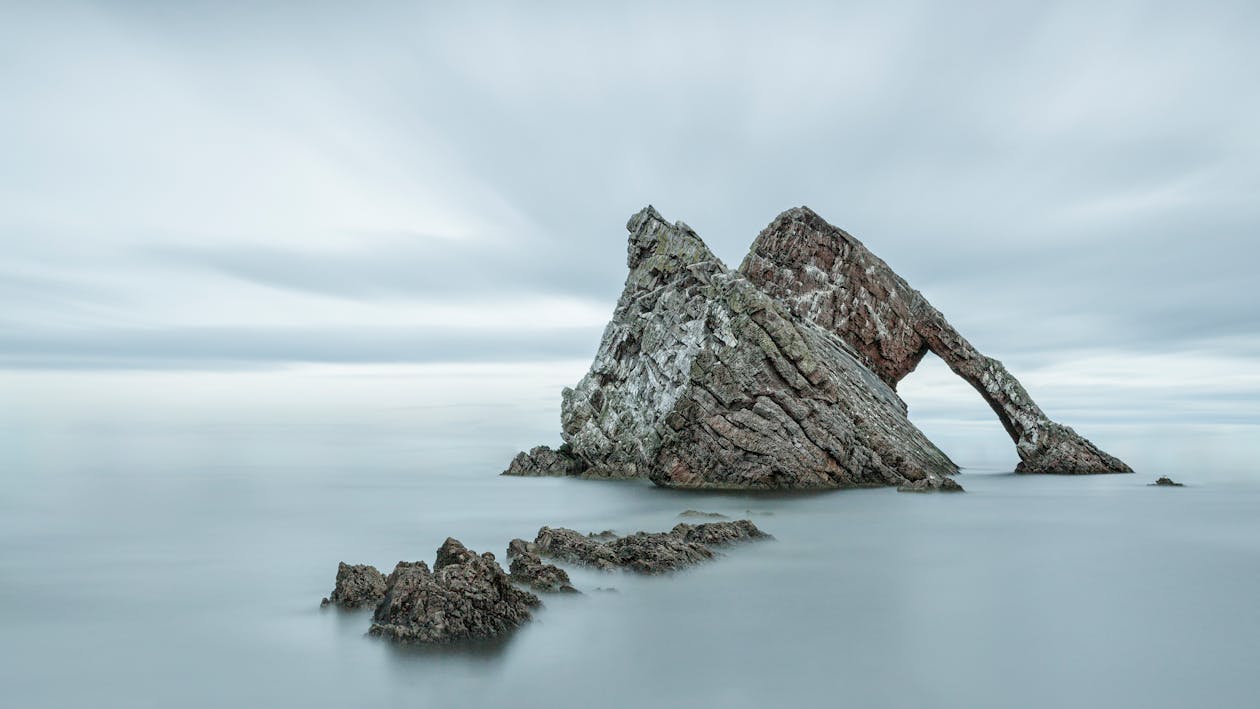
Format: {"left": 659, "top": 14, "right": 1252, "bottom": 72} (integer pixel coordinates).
{"left": 672, "top": 520, "right": 771, "bottom": 546}
{"left": 1151, "top": 476, "right": 1185, "bottom": 487}
{"left": 506, "top": 538, "right": 579, "bottom": 593}
{"left": 679, "top": 510, "right": 728, "bottom": 519}
{"left": 897, "top": 476, "right": 965, "bottom": 493}
{"left": 501, "top": 444, "right": 588, "bottom": 477}
{"left": 320, "top": 562, "right": 387, "bottom": 609}
{"left": 368, "top": 538, "right": 539, "bottom": 644}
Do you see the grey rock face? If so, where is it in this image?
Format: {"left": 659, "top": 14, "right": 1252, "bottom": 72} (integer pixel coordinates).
{"left": 555, "top": 206, "right": 958, "bottom": 489}
{"left": 532, "top": 520, "right": 769, "bottom": 574}
{"left": 739, "top": 207, "right": 1132, "bottom": 475}
{"left": 368, "top": 539, "right": 539, "bottom": 644}
{"left": 533, "top": 526, "right": 621, "bottom": 570}
{"left": 505, "top": 538, "right": 578, "bottom": 593}
{"left": 320, "top": 562, "right": 387, "bottom": 609}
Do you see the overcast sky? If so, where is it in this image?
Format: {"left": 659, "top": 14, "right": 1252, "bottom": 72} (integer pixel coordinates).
{"left": 3, "top": 1, "right": 1258, "bottom": 466}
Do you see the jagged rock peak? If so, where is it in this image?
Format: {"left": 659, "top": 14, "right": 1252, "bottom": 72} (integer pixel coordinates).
{"left": 740, "top": 206, "right": 1131, "bottom": 475}
{"left": 547, "top": 206, "right": 958, "bottom": 488}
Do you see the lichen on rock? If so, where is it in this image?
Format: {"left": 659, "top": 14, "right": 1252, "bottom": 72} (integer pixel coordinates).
{"left": 550, "top": 206, "right": 958, "bottom": 489}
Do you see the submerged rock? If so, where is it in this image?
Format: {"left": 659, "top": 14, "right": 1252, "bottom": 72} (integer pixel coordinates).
{"left": 739, "top": 207, "right": 1132, "bottom": 476}
{"left": 368, "top": 538, "right": 539, "bottom": 644}
{"left": 545, "top": 206, "right": 957, "bottom": 489}
{"left": 320, "top": 562, "right": 387, "bottom": 609}
{"left": 1151, "top": 476, "right": 1184, "bottom": 487}
{"left": 897, "top": 477, "right": 965, "bottom": 493}
{"left": 679, "top": 509, "right": 728, "bottom": 519}
{"left": 533, "top": 519, "right": 769, "bottom": 574}
{"left": 506, "top": 538, "right": 578, "bottom": 593}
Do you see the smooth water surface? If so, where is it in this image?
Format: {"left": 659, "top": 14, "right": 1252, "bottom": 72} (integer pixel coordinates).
{"left": 2, "top": 367, "right": 1258, "bottom": 708}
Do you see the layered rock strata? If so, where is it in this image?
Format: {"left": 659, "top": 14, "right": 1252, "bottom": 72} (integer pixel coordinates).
{"left": 532, "top": 520, "right": 769, "bottom": 574}
{"left": 739, "top": 207, "right": 1131, "bottom": 475}
{"left": 320, "top": 562, "right": 387, "bottom": 609}
{"left": 537, "top": 206, "right": 958, "bottom": 489}
{"left": 505, "top": 538, "right": 579, "bottom": 593}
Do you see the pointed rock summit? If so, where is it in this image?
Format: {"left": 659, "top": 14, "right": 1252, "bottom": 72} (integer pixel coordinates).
{"left": 738, "top": 207, "right": 1131, "bottom": 475}
{"left": 515, "top": 206, "right": 958, "bottom": 489}
{"left": 504, "top": 205, "right": 1130, "bottom": 488}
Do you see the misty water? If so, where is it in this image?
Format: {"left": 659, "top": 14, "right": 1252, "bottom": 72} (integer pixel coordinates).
{"left": 3, "top": 364, "right": 1259, "bottom": 708}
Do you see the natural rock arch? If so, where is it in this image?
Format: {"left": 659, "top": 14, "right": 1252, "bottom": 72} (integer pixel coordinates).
{"left": 738, "top": 207, "right": 1130, "bottom": 474}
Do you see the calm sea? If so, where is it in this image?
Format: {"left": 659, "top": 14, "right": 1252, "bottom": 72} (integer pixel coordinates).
{"left": 2, "top": 363, "right": 1257, "bottom": 708}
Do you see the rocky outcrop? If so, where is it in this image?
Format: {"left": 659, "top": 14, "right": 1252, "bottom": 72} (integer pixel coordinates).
{"left": 533, "top": 520, "right": 769, "bottom": 574}
{"left": 502, "top": 445, "right": 586, "bottom": 477}
{"left": 368, "top": 538, "right": 539, "bottom": 644}
{"left": 320, "top": 562, "right": 387, "bottom": 609}
{"left": 671, "top": 520, "right": 771, "bottom": 545}
{"left": 739, "top": 207, "right": 1131, "bottom": 475}
{"left": 1151, "top": 476, "right": 1184, "bottom": 487}
{"left": 550, "top": 206, "right": 958, "bottom": 489}
{"left": 505, "top": 539, "right": 578, "bottom": 593}
{"left": 897, "top": 477, "right": 965, "bottom": 493}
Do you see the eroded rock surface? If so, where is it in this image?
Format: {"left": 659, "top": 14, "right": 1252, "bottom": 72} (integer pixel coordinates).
{"left": 897, "top": 477, "right": 965, "bottom": 493}
{"left": 738, "top": 207, "right": 1131, "bottom": 475}
{"left": 320, "top": 562, "right": 387, "bottom": 609}
{"left": 671, "top": 520, "right": 771, "bottom": 545}
{"left": 368, "top": 538, "right": 539, "bottom": 644}
{"left": 549, "top": 206, "right": 957, "bottom": 489}
{"left": 502, "top": 445, "right": 586, "bottom": 477}
{"left": 533, "top": 520, "right": 768, "bottom": 574}
{"left": 506, "top": 538, "right": 578, "bottom": 593}
{"left": 679, "top": 510, "right": 728, "bottom": 519}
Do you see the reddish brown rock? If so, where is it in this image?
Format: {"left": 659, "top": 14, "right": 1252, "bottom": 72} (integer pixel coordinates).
{"left": 739, "top": 207, "right": 1132, "bottom": 475}
{"left": 552, "top": 206, "right": 958, "bottom": 489}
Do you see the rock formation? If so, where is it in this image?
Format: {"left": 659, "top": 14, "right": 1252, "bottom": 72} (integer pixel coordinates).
{"left": 1151, "top": 476, "right": 1184, "bottom": 487}
{"left": 897, "top": 477, "right": 965, "bottom": 493}
{"left": 503, "top": 445, "right": 587, "bottom": 477}
{"left": 320, "top": 562, "right": 387, "bottom": 609}
{"left": 505, "top": 205, "right": 1131, "bottom": 482}
{"left": 505, "top": 539, "right": 578, "bottom": 593}
{"left": 368, "top": 538, "right": 539, "bottom": 644}
{"left": 523, "top": 206, "right": 958, "bottom": 489}
{"left": 739, "top": 207, "right": 1131, "bottom": 475}
{"left": 533, "top": 520, "right": 769, "bottom": 574}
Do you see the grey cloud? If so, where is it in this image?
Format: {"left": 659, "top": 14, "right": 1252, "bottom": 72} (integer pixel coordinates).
{"left": 1, "top": 0, "right": 1258, "bottom": 371}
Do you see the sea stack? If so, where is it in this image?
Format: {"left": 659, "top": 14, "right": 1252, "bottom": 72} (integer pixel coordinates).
{"left": 514, "top": 206, "right": 959, "bottom": 489}
{"left": 504, "top": 205, "right": 1131, "bottom": 487}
